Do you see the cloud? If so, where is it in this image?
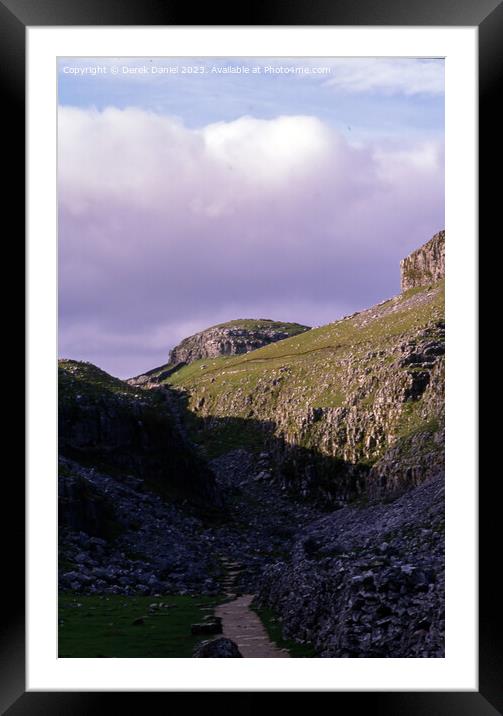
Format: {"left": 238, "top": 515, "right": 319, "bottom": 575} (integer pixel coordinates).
{"left": 58, "top": 106, "right": 444, "bottom": 377}
{"left": 323, "top": 59, "right": 444, "bottom": 96}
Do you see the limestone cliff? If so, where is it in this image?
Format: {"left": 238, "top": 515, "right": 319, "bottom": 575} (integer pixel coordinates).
{"left": 400, "top": 230, "right": 445, "bottom": 291}
{"left": 168, "top": 319, "right": 310, "bottom": 365}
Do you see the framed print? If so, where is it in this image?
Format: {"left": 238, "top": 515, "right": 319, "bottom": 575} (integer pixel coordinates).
{"left": 2, "top": 0, "right": 494, "bottom": 711}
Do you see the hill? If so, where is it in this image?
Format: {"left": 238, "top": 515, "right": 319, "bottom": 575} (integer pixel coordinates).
{"left": 130, "top": 319, "right": 310, "bottom": 384}
{"left": 158, "top": 236, "right": 444, "bottom": 503}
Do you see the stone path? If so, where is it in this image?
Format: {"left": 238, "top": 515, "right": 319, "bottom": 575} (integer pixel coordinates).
{"left": 215, "top": 595, "right": 290, "bottom": 658}
{"left": 214, "top": 557, "right": 290, "bottom": 658}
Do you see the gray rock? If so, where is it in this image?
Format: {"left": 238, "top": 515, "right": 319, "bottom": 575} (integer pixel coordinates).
{"left": 193, "top": 638, "right": 242, "bottom": 658}
{"left": 400, "top": 231, "right": 445, "bottom": 291}
{"left": 256, "top": 475, "right": 445, "bottom": 658}
{"left": 166, "top": 320, "right": 310, "bottom": 366}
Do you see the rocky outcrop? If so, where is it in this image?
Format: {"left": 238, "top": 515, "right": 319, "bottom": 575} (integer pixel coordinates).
{"left": 400, "top": 230, "right": 445, "bottom": 292}
{"left": 256, "top": 474, "right": 444, "bottom": 657}
{"left": 58, "top": 359, "right": 220, "bottom": 508}
{"left": 168, "top": 319, "right": 310, "bottom": 366}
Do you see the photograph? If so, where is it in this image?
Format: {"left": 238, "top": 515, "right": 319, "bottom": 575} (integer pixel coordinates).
{"left": 57, "top": 55, "right": 445, "bottom": 659}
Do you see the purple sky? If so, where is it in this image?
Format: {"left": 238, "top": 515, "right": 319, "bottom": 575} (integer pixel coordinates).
{"left": 58, "top": 58, "right": 444, "bottom": 378}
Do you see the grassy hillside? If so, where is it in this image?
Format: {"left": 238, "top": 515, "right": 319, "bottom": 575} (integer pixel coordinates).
{"left": 167, "top": 287, "right": 442, "bottom": 392}
{"left": 162, "top": 282, "right": 445, "bottom": 501}
{"left": 133, "top": 319, "right": 311, "bottom": 383}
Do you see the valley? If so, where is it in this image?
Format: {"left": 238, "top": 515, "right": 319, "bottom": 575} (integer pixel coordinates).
{"left": 59, "top": 231, "right": 445, "bottom": 658}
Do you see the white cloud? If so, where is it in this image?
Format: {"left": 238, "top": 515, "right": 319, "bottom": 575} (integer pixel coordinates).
{"left": 58, "top": 108, "right": 349, "bottom": 228}
{"left": 202, "top": 115, "right": 332, "bottom": 186}
{"left": 58, "top": 106, "right": 444, "bottom": 377}
{"left": 323, "top": 59, "right": 444, "bottom": 96}
{"left": 373, "top": 141, "right": 444, "bottom": 181}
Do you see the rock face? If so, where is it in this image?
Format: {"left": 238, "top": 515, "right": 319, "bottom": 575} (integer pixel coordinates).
{"left": 400, "top": 231, "right": 445, "bottom": 292}
{"left": 58, "top": 359, "right": 220, "bottom": 508}
{"left": 256, "top": 474, "right": 444, "bottom": 658}
{"left": 193, "top": 638, "right": 242, "bottom": 657}
{"left": 168, "top": 319, "right": 310, "bottom": 366}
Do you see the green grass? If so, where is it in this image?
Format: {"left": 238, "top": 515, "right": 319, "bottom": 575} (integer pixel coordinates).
{"left": 58, "top": 593, "right": 224, "bottom": 658}
{"left": 163, "top": 282, "right": 444, "bottom": 461}
{"left": 396, "top": 398, "right": 443, "bottom": 442}
{"left": 251, "top": 605, "right": 318, "bottom": 657}
{"left": 138, "top": 320, "right": 311, "bottom": 382}
{"left": 166, "top": 282, "right": 444, "bottom": 401}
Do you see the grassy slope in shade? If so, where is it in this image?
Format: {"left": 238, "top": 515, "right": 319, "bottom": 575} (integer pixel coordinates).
{"left": 59, "top": 359, "right": 151, "bottom": 400}
{"left": 59, "top": 594, "right": 224, "bottom": 658}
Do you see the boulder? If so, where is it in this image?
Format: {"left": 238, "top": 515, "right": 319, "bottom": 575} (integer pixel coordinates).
{"left": 193, "top": 638, "right": 242, "bottom": 657}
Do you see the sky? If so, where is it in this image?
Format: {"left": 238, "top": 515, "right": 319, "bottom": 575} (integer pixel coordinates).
{"left": 58, "top": 57, "right": 445, "bottom": 378}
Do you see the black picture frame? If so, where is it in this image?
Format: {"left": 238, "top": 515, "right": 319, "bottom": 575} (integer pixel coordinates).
{"left": 3, "top": 0, "right": 492, "bottom": 712}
